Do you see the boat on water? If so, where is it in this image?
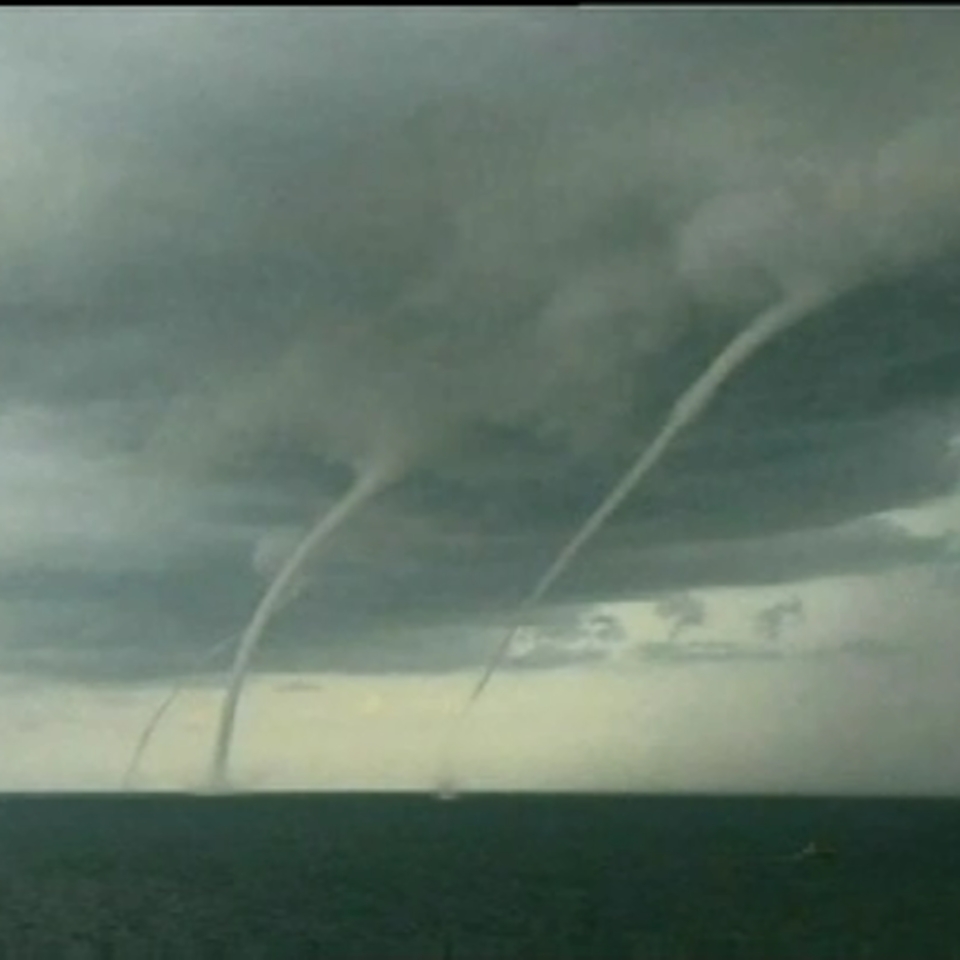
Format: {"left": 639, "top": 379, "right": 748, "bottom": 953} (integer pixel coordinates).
{"left": 788, "top": 840, "right": 838, "bottom": 862}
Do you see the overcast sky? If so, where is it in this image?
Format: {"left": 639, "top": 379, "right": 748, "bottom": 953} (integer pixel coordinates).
{"left": 2, "top": 9, "right": 960, "bottom": 793}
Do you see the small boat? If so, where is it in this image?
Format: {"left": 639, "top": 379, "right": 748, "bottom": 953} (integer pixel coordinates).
{"left": 787, "top": 840, "right": 837, "bottom": 862}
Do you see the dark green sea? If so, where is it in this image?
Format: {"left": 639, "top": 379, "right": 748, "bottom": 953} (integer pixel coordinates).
{"left": 0, "top": 793, "right": 957, "bottom": 958}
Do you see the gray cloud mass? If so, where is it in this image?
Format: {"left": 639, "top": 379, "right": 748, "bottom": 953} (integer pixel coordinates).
{"left": 1, "top": 10, "right": 960, "bottom": 681}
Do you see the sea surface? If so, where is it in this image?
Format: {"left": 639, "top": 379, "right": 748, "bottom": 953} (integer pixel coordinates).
{"left": 0, "top": 793, "right": 957, "bottom": 958}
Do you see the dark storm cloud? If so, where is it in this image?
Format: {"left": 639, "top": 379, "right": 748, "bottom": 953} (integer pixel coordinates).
{"left": 268, "top": 513, "right": 948, "bottom": 632}
{"left": 2, "top": 9, "right": 960, "bottom": 677}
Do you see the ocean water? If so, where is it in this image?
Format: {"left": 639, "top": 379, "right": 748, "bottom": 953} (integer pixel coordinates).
{"left": 0, "top": 793, "right": 957, "bottom": 958}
